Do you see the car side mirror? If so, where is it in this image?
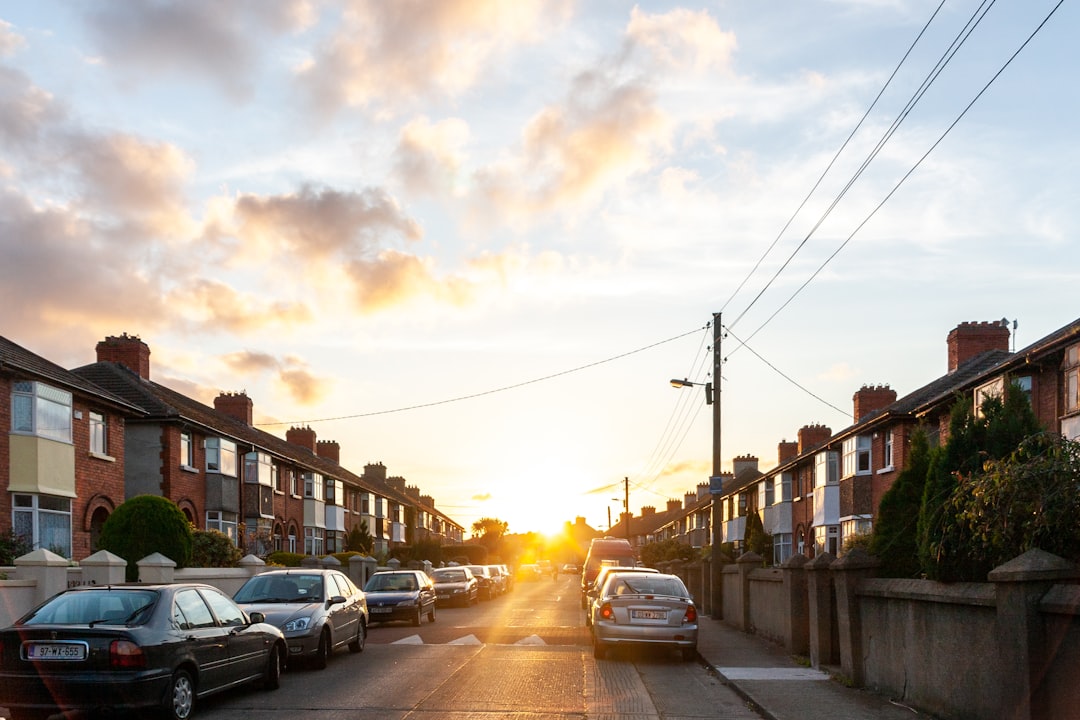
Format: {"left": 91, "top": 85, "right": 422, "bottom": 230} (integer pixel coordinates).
{"left": 328, "top": 595, "right": 346, "bottom": 606}
{"left": 248, "top": 611, "right": 266, "bottom": 624}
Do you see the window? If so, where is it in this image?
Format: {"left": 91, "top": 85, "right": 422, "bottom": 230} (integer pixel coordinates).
{"left": 841, "top": 518, "right": 873, "bottom": 550}
{"left": 304, "top": 526, "right": 325, "bottom": 555}
{"left": 206, "top": 511, "right": 238, "bottom": 542}
{"left": 173, "top": 589, "right": 216, "bottom": 629}
{"left": 89, "top": 412, "right": 107, "bottom": 455}
{"left": 1064, "top": 345, "right": 1079, "bottom": 414}
{"left": 272, "top": 464, "right": 281, "bottom": 492}
{"left": 814, "top": 525, "right": 839, "bottom": 556}
{"left": 842, "top": 437, "right": 871, "bottom": 477}
{"left": 737, "top": 493, "right": 747, "bottom": 517}
{"left": 202, "top": 587, "right": 245, "bottom": 626}
{"left": 763, "top": 478, "right": 774, "bottom": 507}
{"left": 976, "top": 375, "right": 1033, "bottom": 417}
{"left": 205, "top": 438, "right": 237, "bottom": 476}
{"left": 180, "top": 431, "right": 194, "bottom": 468}
{"left": 815, "top": 451, "right": 839, "bottom": 487}
{"left": 361, "top": 492, "right": 370, "bottom": 514}
{"left": 12, "top": 381, "right": 72, "bottom": 443}
{"left": 303, "top": 472, "right": 324, "bottom": 500}
{"left": 13, "top": 493, "right": 72, "bottom": 557}
{"left": 773, "top": 533, "right": 792, "bottom": 565}
{"left": 883, "top": 431, "right": 894, "bottom": 469}
{"left": 375, "top": 497, "right": 385, "bottom": 518}
{"left": 285, "top": 469, "right": 298, "bottom": 496}
{"left": 244, "top": 451, "right": 272, "bottom": 486}
{"left": 779, "top": 473, "right": 793, "bottom": 502}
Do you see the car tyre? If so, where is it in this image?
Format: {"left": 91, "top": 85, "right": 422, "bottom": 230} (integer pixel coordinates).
{"left": 412, "top": 606, "right": 422, "bottom": 626}
{"left": 8, "top": 711, "right": 52, "bottom": 720}
{"left": 163, "top": 668, "right": 195, "bottom": 720}
{"left": 593, "top": 640, "right": 607, "bottom": 660}
{"left": 263, "top": 644, "right": 283, "bottom": 690}
{"left": 427, "top": 604, "right": 436, "bottom": 623}
{"left": 313, "top": 628, "right": 330, "bottom": 670}
{"left": 349, "top": 622, "right": 366, "bottom": 653}
{"left": 681, "top": 646, "right": 697, "bottom": 662}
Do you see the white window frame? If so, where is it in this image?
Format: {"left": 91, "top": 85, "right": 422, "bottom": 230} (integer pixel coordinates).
{"left": 1065, "top": 344, "right": 1080, "bottom": 414}
{"left": 244, "top": 451, "right": 273, "bottom": 486}
{"left": 304, "top": 526, "right": 325, "bottom": 556}
{"left": 842, "top": 436, "right": 871, "bottom": 478}
{"left": 180, "top": 431, "right": 194, "bottom": 469}
{"left": 883, "top": 431, "right": 894, "bottom": 469}
{"left": 815, "top": 451, "right": 839, "bottom": 488}
{"left": 11, "top": 381, "right": 72, "bottom": 443}
{"left": 205, "top": 438, "right": 237, "bottom": 477}
{"left": 88, "top": 411, "right": 107, "bottom": 455}
{"left": 12, "top": 493, "right": 72, "bottom": 558}
{"left": 205, "top": 511, "right": 239, "bottom": 543}
{"left": 303, "top": 472, "right": 324, "bottom": 501}
{"left": 773, "top": 533, "right": 792, "bottom": 565}
{"left": 779, "top": 472, "right": 793, "bottom": 502}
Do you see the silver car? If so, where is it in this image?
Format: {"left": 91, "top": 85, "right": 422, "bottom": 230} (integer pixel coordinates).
{"left": 590, "top": 572, "right": 698, "bottom": 661}
{"left": 234, "top": 569, "right": 368, "bottom": 669}
{"left": 584, "top": 566, "right": 658, "bottom": 627}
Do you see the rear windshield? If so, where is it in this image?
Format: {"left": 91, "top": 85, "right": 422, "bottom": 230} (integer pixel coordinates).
{"left": 603, "top": 576, "right": 688, "bottom": 598}
{"left": 23, "top": 589, "right": 158, "bottom": 626}
{"left": 434, "top": 569, "right": 467, "bottom": 582}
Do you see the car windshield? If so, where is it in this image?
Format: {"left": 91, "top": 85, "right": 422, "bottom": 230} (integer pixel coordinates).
{"left": 606, "top": 577, "right": 687, "bottom": 598}
{"left": 22, "top": 589, "right": 159, "bottom": 626}
{"left": 364, "top": 574, "right": 418, "bottom": 592}
{"left": 235, "top": 574, "right": 324, "bottom": 603}
{"left": 434, "top": 570, "right": 466, "bottom": 583}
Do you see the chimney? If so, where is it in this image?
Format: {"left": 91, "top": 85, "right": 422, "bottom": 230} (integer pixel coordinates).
{"left": 316, "top": 440, "right": 340, "bottom": 464}
{"left": 214, "top": 392, "right": 253, "bottom": 425}
{"left": 853, "top": 384, "right": 897, "bottom": 422}
{"left": 684, "top": 492, "right": 697, "bottom": 509}
{"left": 364, "top": 462, "right": 387, "bottom": 481}
{"left": 640, "top": 506, "right": 656, "bottom": 516}
{"left": 798, "top": 424, "right": 832, "bottom": 454}
{"left": 386, "top": 476, "right": 406, "bottom": 492}
{"left": 286, "top": 425, "right": 316, "bottom": 453}
{"left": 948, "top": 320, "right": 1011, "bottom": 373}
{"left": 666, "top": 499, "right": 682, "bottom": 513}
{"left": 778, "top": 440, "right": 798, "bottom": 464}
{"left": 732, "top": 454, "right": 759, "bottom": 476}
{"left": 96, "top": 333, "right": 151, "bottom": 379}
{"left": 405, "top": 484, "right": 421, "bottom": 499}
{"left": 697, "top": 482, "right": 710, "bottom": 500}
{"left": 420, "top": 495, "right": 434, "bottom": 508}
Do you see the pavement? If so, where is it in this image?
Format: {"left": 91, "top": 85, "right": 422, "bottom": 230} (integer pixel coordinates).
{"left": 695, "top": 614, "right": 938, "bottom": 720}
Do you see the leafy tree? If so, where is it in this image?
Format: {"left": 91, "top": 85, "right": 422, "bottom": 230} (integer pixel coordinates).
{"left": 190, "top": 529, "right": 242, "bottom": 568}
{"left": 943, "top": 433, "right": 1080, "bottom": 579}
{"left": 0, "top": 529, "right": 33, "bottom": 565}
{"left": 917, "top": 382, "right": 1042, "bottom": 580}
{"left": 743, "top": 510, "right": 771, "bottom": 560}
{"left": 870, "top": 427, "right": 932, "bottom": 578}
{"left": 346, "top": 521, "right": 374, "bottom": 554}
{"left": 471, "top": 518, "right": 508, "bottom": 556}
{"left": 97, "top": 495, "right": 193, "bottom": 581}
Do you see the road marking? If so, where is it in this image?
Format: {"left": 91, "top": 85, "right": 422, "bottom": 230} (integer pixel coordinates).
{"left": 448, "top": 634, "right": 482, "bottom": 645}
{"left": 715, "top": 666, "right": 830, "bottom": 680}
{"left": 392, "top": 635, "right": 424, "bottom": 645}
{"left": 513, "top": 634, "right": 546, "bottom": 645}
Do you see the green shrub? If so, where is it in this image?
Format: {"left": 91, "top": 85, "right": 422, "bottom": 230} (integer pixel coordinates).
{"left": 870, "top": 427, "right": 931, "bottom": 578}
{"left": 97, "top": 495, "right": 193, "bottom": 581}
{"left": 265, "top": 551, "right": 305, "bottom": 567}
{"left": 190, "top": 529, "right": 243, "bottom": 568}
{"left": 0, "top": 529, "right": 33, "bottom": 566}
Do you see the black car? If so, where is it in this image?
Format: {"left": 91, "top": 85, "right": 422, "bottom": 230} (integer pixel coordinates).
{"left": 362, "top": 570, "right": 437, "bottom": 626}
{"left": 0, "top": 583, "right": 286, "bottom": 720}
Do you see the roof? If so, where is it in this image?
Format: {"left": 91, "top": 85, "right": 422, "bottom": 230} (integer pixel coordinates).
{"left": 0, "top": 335, "right": 144, "bottom": 414}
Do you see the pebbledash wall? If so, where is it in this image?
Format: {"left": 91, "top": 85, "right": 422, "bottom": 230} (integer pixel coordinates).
{"left": 657, "top": 549, "right": 1080, "bottom": 720}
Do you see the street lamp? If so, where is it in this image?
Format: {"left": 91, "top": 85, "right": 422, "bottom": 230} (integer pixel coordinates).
{"left": 670, "top": 312, "right": 724, "bottom": 619}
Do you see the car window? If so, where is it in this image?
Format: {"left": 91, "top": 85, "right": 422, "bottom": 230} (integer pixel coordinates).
{"left": 22, "top": 590, "right": 157, "bottom": 626}
{"left": 174, "top": 589, "right": 217, "bottom": 629}
{"left": 331, "top": 573, "right": 355, "bottom": 597}
{"left": 434, "top": 569, "right": 466, "bottom": 582}
{"left": 202, "top": 587, "right": 246, "bottom": 626}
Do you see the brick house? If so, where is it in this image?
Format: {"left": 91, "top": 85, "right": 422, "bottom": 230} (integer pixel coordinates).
{"left": 1, "top": 336, "right": 144, "bottom": 560}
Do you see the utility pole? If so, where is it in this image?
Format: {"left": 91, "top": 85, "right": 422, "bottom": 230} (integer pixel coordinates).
{"left": 709, "top": 312, "right": 723, "bottom": 619}
{"left": 624, "top": 476, "right": 630, "bottom": 542}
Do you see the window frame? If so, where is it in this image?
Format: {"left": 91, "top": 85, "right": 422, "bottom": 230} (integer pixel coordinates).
{"left": 205, "top": 437, "right": 238, "bottom": 477}
{"left": 11, "top": 381, "right": 73, "bottom": 443}
{"left": 12, "top": 493, "right": 73, "bottom": 558}
{"left": 89, "top": 411, "right": 107, "bottom": 456}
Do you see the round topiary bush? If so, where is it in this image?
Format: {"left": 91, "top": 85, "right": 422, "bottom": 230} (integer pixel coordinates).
{"left": 97, "top": 495, "right": 193, "bottom": 581}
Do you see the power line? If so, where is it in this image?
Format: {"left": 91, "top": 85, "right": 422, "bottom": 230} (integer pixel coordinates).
{"left": 256, "top": 325, "right": 707, "bottom": 427}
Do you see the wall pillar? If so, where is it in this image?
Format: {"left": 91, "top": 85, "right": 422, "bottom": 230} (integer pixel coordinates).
{"left": 736, "top": 551, "right": 762, "bottom": 631}
{"left": 80, "top": 550, "right": 127, "bottom": 586}
{"left": 989, "top": 549, "right": 1079, "bottom": 720}
{"left": 782, "top": 554, "right": 809, "bottom": 655}
{"left": 14, "top": 549, "right": 69, "bottom": 605}
{"left": 831, "top": 547, "right": 879, "bottom": 686}
{"left": 805, "top": 552, "right": 836, "bottom": 669}
{"left": 136, "top": 552, "right": 175, "bottom": 583}
{"left": 238, "top": 554, "right": 266, "bottom": 578}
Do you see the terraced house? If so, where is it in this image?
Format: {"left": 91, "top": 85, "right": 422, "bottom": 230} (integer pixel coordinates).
{"left": 2, "top": 333, "right": 463, "bottom": 561}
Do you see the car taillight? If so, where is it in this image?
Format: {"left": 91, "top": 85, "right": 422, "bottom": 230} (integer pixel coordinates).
{"left": 683, "top": 605, "right": 697, "bottom": 624}
{"left": 599, "top": 603, "right": 614, "bottom": 621}
{"left": 109, "top": 640, "right": 146, "bottom": 669}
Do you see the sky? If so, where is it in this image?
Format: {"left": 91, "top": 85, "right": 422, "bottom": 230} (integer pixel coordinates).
{"left": 1, "top": 0, "right": 1077, "bottom": 538}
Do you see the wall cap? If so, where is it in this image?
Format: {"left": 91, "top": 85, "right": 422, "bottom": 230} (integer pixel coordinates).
{"left": 987, "top": 548, "right": 1079, "bottom": 583}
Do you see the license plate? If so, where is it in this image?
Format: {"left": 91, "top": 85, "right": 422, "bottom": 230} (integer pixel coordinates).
{"left": 631, "top": 610, "right": 667, "bottom": 620}
{"left": 26, "top": 642, "right": 87, "bottom": 661}
{"left": 371, "top": 607, "right": 392, "bottom": 613}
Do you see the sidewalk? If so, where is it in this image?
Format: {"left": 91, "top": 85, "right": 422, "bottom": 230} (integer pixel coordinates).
{"left": 695, "top": 615, "right": 936, "bottom": 720}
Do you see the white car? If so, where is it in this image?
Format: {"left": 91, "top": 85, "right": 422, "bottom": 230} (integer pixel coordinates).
{"left": 591, "top": 572, "right": 698, "bottom": 661}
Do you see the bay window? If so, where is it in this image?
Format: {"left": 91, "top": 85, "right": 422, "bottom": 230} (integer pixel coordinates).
{"left": 205, "top": 438, "right": 237, "bottom": 476}
{"left": 12, "top": 381, "right": 72, "bottom": 443}
{"left": 842, "top": 436, "right": 871, "bottom": 477}
{"left": 13, "top": 493, "right": 72, "bottom": 558}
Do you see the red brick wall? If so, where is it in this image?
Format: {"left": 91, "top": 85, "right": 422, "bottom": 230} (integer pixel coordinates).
{"left": 947, "top": 321, "right": 1010, "bottom": 372}
{"left": 70, "top": 399, "right": 127, "bottom": 558}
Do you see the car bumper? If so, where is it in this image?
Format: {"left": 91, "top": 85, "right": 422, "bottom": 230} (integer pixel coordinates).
{"left": 283, "top": 629, "right": 322, "bottom": 658}
{"left": 0, "top": 668, "right": 171, "bottom": 714}
{"left": 592, "top": 622, "right": 698, "bottom": 649}
{"left": 368, "top": 605, "right": 420, "bottom": 622}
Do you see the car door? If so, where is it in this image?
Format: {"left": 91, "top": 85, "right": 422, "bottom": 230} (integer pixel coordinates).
{"left": 328, "top": 573, "right": 360, "bottom": 646}
{"left": 200, "top": 586, "right": 266, "bottom": 685}
{"left": 172, "top": 588, "right": 232, "bottom": 693}
{"left": 418, "top": 573, "right": 436, "bottom": 614}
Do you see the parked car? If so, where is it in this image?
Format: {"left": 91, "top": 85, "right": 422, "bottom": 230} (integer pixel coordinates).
{"left": 591, "top": 572, "right": 698, "bottom": 661}
{"left": 431, "top": 566, "right": 478, "bottom": 607}
{"left": 0, "top": 583, "right": 286, "bottom": 720}
{"left": 516, "top": 564, "right": 542, "bottom": 582}
{"left": 584, "top": 566, "right": 659, "bottom": 627}
{"left": 233, "top": 569, "right": 367, "bottom": 669}
{"left": 486, "top": 565, "right": 509, "bottom": 595}
{"left": 363, "top": 570, "right": 436, "bottom": 626}
{"left": 497, "top": 564, "right": 514, "bottom": 591}
{"left": 560, "top": 563, "right": 581, "bottom": 575}
{"left": 581, "top": 537, "right": 637, "bottom": 607}
{"left": 465, "top": 565, "right": 497, "bottom": 600}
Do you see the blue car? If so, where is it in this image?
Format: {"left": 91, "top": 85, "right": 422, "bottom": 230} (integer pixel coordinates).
{"left": 362, "top": 570, "right": 436, "bottom": 626}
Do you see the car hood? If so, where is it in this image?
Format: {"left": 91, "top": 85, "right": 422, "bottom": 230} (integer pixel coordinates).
{"left": 365, "top": 591, "right": 419, "bottom": 606}
{"left": 238, "top": 600, "right": 323, "bottom": 627}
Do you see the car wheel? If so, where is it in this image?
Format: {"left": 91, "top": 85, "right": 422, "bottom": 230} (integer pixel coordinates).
{"left": 412, "top": 606, "right": 422, "bottom": 626}
{"left": 593, "top": 640, "right": 607, "bottom": 660}
{"left": 427, "top": 604, "right": 436, "bottom": 623}
{"left": 349, "top": 622, "right": 366, "bottom": 653}
{"left": 163, "top": 668, "right": 195, "bottom": 720}
{"left": 8, "top": 711, "right": 52, "bottom": 720}
{"left": 263, "top": 645, "right": 283, "bottom": 690}
{"left": 313, "top": 628, "right": 330, "bottom": 670}
{"left": 681, "top": 646, "right": 697, "bottom": 662}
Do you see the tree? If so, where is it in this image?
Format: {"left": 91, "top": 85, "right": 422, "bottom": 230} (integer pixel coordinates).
{"left": 869, "top": 427, "right": 932, "bottom": 578}
{"left": 471, "top": 518, "right": 508, "bottom": 555}
{"left": 97, "top": 495, "right": 193, "bottom": 581}
{"left": 346, "top": 521, "right": 374, "bottom": 554}
{"left": 743, "top": 510, "right": 771, "bottom": 561}
{"left": 917, "top": 382, "right": 1042, "bottom": 580}
{"left": 190, "top": 529, "right": 242, "bottom": 568}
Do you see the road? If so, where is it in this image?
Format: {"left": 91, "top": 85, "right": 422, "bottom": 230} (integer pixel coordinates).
{"left": 169, "top": 574, "right": 764, "bottom": 719}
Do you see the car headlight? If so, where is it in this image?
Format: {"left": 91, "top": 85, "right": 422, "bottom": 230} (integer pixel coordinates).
{"left": 396, "top": 598, "right": 418, "bottom": 607}
{"left": 283, "top": 616, "right": 313, "bottom": 632}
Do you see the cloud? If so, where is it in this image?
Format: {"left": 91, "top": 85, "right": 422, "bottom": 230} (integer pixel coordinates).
{"left": 221, "top": 350, "right": 281, "bottom": 374}
{"left": 278, "top": 367, "right": 328, "bottom": 405}
{"left": 0, "top": 20, "right": 26, "bottom": 57}
{"left": 345, "top": 250, "right": 474, "bottom": 312}
{"left": 81, "top": 0, "right": 315, "bottom": 100}
{"left": 625, "top": 7, "right": 737, "bottom": 74}
{"left": 472, "top": 493, "right": 492, "bottom": 502}
{"left": 220, "top": 349, "right": 329, "bottom": 405}
{"left": 0, "top": 65, "right": 63, "bottom": 151}
{"left": 168, "top": 279, "right": 313, "bottom": 334}
{"left": 393, "top": 116, "right": 470, "bottom": 196}
{"left": 296, "top": 0, "right": 570, "bottom": 116}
